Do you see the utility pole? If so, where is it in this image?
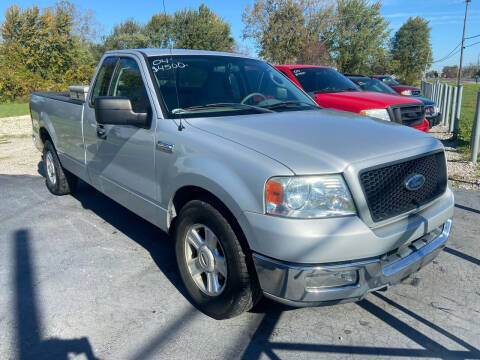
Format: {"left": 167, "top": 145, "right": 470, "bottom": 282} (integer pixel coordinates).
{"left": 457, "top": 0, "right": 471, "bottom": 87}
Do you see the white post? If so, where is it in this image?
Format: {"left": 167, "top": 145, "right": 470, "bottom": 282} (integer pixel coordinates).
{"left": 470, "top": 91, "right": 480, "bottom": 163}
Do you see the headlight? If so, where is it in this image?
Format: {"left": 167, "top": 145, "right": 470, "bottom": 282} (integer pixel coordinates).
{"left": 400, "top": 90, "right": 412, "bottom": 96}
{"left": 265, "top": 175, "right": 356, "bottom": 218}
{"left": 359, "top": 108, "right": 391, "bottom": 121}
{"left": 434, "top": 106, "right": 440, "bottom": 114}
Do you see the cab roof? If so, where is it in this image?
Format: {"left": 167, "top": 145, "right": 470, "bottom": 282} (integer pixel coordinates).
{"left": 104, "top": 48, "right": 257, "bottom": 60}
{"left": 276, "top": 64, "right": 330, "bottom": 69}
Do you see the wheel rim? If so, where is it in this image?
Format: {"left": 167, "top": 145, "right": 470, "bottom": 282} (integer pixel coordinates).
{"left": 184, "top": 224, "right": 228, "bottom": 296}
{"left": 46, "top": 151, "right": 56, "bottom": 185}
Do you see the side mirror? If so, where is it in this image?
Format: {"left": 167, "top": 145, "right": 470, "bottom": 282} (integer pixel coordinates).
{"left": 94, "top": 96, "right": 149, "bottom": 128}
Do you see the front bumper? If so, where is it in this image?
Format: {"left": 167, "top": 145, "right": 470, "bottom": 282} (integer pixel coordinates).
{"left": 253, "top": 219, "right": 452, "bottom": 307}
{"left": 411, "top": 119, "right": 430, "bottom": 133}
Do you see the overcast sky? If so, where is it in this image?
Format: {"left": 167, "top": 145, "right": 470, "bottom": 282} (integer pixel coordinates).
{"left": 2, "top": 0, "right": 480, "bottom": 71}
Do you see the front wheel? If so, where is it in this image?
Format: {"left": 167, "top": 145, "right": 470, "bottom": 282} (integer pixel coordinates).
{"left": 174, "top": 199, "right": 260, "bottom": 319}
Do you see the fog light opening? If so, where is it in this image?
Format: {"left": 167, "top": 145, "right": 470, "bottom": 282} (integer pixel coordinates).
{"left": 306, "top": 270, "right": 358, "bottom": 291}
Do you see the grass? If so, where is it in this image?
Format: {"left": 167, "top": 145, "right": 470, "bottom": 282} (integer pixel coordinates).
{"left": 457, "top": 83, "right": 480, "bottom": 157}
{"left": 432, "top": 82, "right": 480, "bottom": 159}
{"left": 0, "top": 103, "right": 29, "bottom": 118}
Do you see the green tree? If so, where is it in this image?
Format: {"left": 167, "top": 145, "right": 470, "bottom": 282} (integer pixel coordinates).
{"left": 102, "top": 19, "right": 149, "bottom": 50}
{"left": 171, "top": 4, "right": 234, "bottom": 51}
{"left": 144, "top": 13, "right": 172, "bottom": 48}
{"left": 391, "top": 16, "right": 432, "bottom": 84}
{"left": 0, "top": 2, "right": 97, "bottom": 101}
{"left": 325, "top": 0, "right": 390, "bottom": 74}
{"left": 242, "top": 0, "right": 335, "bottom": 64}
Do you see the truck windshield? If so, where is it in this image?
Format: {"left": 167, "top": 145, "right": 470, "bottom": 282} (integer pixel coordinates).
{"left": 350, "top": 77, "right": 398, "bottom": 94}
{"left": 148, "top": 55, "right": 318, "bottom": 118}
{"left": 290, "top": 67, "right": 360, "bottom": 94}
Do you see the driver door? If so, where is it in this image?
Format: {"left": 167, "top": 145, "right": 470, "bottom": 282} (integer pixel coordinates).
{"left": 88, "top": 56, "right": 158, "bottom": 224}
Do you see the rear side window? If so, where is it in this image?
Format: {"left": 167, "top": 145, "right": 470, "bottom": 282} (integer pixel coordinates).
{"left": 90, "top": 56, "right": 118, "bottom": 105}
{"left": 108, "top": 58, "right": 150, "bottom": 113}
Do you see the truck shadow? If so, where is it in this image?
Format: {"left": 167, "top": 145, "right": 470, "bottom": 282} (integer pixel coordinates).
{"left": 70, "top": 180, "right": 190, "bottom": 300}
{"left": 13, "top": 229, "right": 99, "bottom": 360}
{"left": 239, "top": 294, "right": 480, "bottom": 359}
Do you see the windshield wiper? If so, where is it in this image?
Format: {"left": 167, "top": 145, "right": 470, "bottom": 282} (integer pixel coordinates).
{"left": 313, "top": 88, "right": 339, "bottom": 94}
{"left": 261, "top": 101, "right": 318, "bottom": 110}
{"left": 337, "top": 87, "right": 359, "bottom": 92}
{"left": 172, "top": 103, "right": 273, "bottom": 115}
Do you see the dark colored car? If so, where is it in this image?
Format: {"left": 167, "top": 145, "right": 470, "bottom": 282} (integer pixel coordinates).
{"left": 370, "top": 75, "right": 421, "bottom": 97}
{"left": 347, "top": 75, "right": 441, "bottom": 128}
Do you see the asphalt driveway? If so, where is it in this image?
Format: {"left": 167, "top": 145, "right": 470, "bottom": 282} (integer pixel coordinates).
{"left": 0, "top": 174, "right": 479, "bottom": 360}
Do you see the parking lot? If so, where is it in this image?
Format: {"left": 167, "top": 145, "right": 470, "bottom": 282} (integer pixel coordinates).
{"left": 0, "top": 173, "right": 479, "bottom": 360}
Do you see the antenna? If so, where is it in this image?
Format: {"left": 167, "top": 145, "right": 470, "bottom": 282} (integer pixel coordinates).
{"left": 162, "top": 0, "right": 184, "bottom": 131}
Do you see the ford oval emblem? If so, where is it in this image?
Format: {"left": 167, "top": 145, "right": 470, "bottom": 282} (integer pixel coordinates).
{"left": 405, "top": 174, "right": 425, "bottom": 191}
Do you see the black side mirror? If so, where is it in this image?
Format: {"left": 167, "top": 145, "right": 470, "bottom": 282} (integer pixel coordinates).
{"left": 94, "top": 96, "right": 149, "bottom": 128}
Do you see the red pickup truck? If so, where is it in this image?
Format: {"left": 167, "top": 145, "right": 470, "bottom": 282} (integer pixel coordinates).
{"left": 275, "top": 65, "right": 429, "bottom": 132}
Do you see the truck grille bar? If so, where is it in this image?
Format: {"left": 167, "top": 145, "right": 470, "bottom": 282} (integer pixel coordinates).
{"left": 388, "top": 103, "right": 425, "bottom": 127}
{"left": 359, "top": 152, "right": 447, "bottom": 222}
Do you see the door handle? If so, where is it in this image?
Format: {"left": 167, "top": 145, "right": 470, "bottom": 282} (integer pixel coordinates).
{"left": 156, "top": 141, "right": 174, "bottom": 153}
{"left": 96, "top": 124, "right": 106, "bottom": 139}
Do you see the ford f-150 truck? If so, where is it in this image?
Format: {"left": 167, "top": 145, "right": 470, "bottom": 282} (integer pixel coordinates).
{"left": 275, "top": 65, "right": 430, "bottom": 132}
{"left": 31, "top": 49, "right": 454, "bottom": 319}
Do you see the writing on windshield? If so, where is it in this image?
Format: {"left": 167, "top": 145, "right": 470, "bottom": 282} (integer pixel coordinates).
{"left": 148, "top": 55, "right": 318, "bottom": 118}
{"left": 292, "top": 67, "right": 360, "bottom": 94}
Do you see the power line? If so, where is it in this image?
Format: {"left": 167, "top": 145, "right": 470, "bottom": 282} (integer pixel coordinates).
{"left": 432, "top": 43, "right": 461, "bottom": 63}
{"left": 465, "top": 40, "right": 480, "bottom": 48}
{"left": 465, "top": 34, "right": 480, "bottom": 40}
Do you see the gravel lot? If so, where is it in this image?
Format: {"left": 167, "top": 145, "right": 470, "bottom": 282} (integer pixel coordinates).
{"left": 430, "top": 124, "right": 480, "bottom": 191}
{"left": 0, "top": 175, "right": 479, "bottom": 359}
{"left": 0, "top": 115, "right": 41, "bottom": 176}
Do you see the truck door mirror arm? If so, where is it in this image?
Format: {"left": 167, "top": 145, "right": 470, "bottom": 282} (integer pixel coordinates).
{"left": 94, "top": 96, "right": 149, "bottom": 128}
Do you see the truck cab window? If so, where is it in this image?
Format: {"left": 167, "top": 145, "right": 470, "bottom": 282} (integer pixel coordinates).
{"left": 90, "top": 56, "right": 118, "bottom": 105}
{"left": 109, "top": 58, "right": 149, "bottom": 113}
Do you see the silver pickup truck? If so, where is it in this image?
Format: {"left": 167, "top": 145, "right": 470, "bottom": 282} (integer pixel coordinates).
{"left": 30, "top": 49, "right": 454, "bottom": 319}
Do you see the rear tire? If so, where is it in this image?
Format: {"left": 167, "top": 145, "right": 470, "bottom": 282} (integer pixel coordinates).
{"left": 43, "top": 140, "right": 77, "bottom": 195}
{"left": 174, "top": 199, "right": 261, "bottom": 319}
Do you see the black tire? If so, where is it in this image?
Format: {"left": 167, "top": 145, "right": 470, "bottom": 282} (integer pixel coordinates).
{"left": 43, "top": 140, "right": 77, "bottom": 195}
{"left": 174, "top": 199, "right": 261, "bottom": 319}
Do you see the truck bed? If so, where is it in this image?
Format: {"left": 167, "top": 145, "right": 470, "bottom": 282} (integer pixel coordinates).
{"left": 31, "top": 92, "right": 85, "bottom": 105}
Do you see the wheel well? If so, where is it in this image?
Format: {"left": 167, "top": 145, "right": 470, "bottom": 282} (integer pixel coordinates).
{"left": 168, "top": 186, "right": 259, "bottom": 286}
{"left": 39, "top": 127, "right": 52, "bottom": 147}
{"left": 168, "top": 186, "right": 249, "bottom": 248}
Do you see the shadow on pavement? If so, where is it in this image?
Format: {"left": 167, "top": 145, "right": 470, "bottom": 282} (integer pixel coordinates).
{"left": 240, "top": 294, "right": 480, "bottom": 359}
{"left": 443, "top": 247, "right": 480, "bottom": 266}
{"left": 454, "top": 203, "right": 480, "bottom": 215}
{"left": 13, "top": 229, "right": 99, "bottom": 360}
{"left": 71, "top": 181, "right": 189, "bottom": 300}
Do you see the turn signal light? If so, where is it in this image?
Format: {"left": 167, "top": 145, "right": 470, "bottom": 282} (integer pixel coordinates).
{"left": 266, "top": 180, "right": 283, "bottom": 205}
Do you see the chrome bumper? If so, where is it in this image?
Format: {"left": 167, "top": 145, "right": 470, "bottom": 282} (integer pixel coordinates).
{"left": 253, "top": 219, "right": 452, "bottom": 307}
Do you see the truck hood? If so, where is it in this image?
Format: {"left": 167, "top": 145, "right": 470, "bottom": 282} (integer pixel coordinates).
{"left": 391, "top": 85, "right": 420, "bottom": 92}
{"left": 186, "top": 109, "right": 441, "bottom": 175}
{"left": 412, "top": 96, "right": 435, "bottom": 106}
{"left": 314, "top": 91, "right": 421, "bottom": 111}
